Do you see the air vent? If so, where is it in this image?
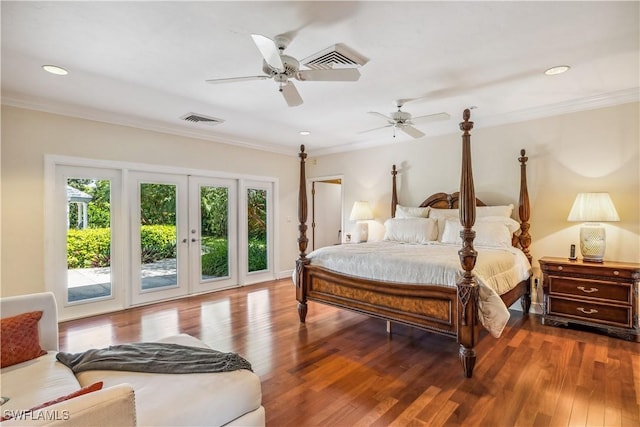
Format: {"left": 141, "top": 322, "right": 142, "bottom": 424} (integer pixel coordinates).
{"left": 181, "top": 113, "right": 224, "bottom": 125}
{"left": 302, "top": 43, "right": 369, "bottom": 70}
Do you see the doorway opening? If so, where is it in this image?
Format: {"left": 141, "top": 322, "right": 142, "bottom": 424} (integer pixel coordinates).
{"left": 310, "top": 177, "right": 343, "bottom": 250}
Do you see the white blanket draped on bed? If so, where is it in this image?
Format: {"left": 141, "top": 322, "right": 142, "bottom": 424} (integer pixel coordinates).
{"left": 303, "top": 241, "right": 531, "bottom": 338}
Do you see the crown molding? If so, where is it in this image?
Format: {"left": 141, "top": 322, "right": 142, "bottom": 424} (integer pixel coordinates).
{"left": 1, "top": 95, "right": 297, "bottom": 157}
{"left": 3, "top": 88, "right": 638, "bottom": 158}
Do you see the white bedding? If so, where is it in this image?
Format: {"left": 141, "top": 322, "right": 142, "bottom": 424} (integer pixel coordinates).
{"left": 305, "top": 241, "right": 531, "bottom": 337}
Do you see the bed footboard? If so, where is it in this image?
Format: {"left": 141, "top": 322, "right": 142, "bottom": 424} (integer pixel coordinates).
{"left": 304, "top": 265, "right": 458, "bottom": 336}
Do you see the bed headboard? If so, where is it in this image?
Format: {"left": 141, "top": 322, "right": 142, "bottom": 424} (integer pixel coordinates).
{"left": 390, "top": 150, "right": 531, "bottom": 263}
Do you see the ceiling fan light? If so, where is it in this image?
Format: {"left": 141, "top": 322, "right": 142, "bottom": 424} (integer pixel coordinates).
{"left": 42, "top": 65, "right": 68, "bottom": 75}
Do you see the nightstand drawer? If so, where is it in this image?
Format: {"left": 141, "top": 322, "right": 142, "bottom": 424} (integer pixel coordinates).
{"left": 547, "top": 296, "right": 632, "bottom": 328}
{"left": 543, "top": 262, "right": 637, "bottom": 280}
{"left": 547, "top": 276, "right": 631, "bottom": 303}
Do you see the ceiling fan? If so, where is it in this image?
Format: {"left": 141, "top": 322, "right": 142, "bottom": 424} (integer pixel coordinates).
{"left": 362, "top": 100, "right": 450, "bottom": 139}
{"left": 206, "top": 34, "right": 361, "bottom": 107}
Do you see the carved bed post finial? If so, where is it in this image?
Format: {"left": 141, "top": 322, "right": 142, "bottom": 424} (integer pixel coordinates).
{"left": 457, "top": 108, "right": 479, "bottom": 378}
{"left": 391, "top": 165, "right": 398, "bottom": 218}
{"left": 296, "top": 144, "right": 310, "bottom": 322}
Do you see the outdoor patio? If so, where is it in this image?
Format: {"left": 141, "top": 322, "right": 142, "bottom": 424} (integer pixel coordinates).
{"left": 67, "top": 259, "right": 177, "bottom": 302}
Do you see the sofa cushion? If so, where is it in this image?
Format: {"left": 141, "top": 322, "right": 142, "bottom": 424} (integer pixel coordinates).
{"left": 76, "top": 334, "right": 262, "bottom": 427}
{"left": 1, "top": 382, "right": 103, "bottom": 421}
{"left": 0, "top": 352, "right": 82, "bottom": 413}
{"left": 1, "top": 311, "right": 47, "bottom": 368}
{"left": 1, "top": 384, "right": 136, "bottom": 427}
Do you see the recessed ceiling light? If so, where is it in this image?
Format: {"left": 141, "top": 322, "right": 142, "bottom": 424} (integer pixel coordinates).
{"left": 544, "top": 65, "right": 570, "bottom": 76}
{"left": 42, "top": 65, "right": 68, "bottom": 75}
{"left": 299, "top": 131, "right": 311, "bottom": 136}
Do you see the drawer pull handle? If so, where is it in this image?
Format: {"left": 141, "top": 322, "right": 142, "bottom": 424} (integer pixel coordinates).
{"left": 557, "top": 266, "right": 563, "bottom": 271}
{"left": 613, "top": 271, "right": 619, "bottom": 276}
{"left": 577, "top": 307, "right": 598, "bottom": 315}
{"left": 577, "top": 286, "right": 599, "bottom": 294}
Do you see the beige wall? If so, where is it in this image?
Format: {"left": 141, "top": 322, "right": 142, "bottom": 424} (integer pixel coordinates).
{"left": 1, "top": 105, "right": 300, "bottom": 297}
{"left": 307, "top": 103, "right": 640, "bottom": 278}
{"left": 3, "top": 103, "right": 639, "bottom": 305}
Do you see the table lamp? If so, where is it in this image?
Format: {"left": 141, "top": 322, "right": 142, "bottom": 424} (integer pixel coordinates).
{"left": 567, "top": 193, "right": 620, "bottom": 262}
{"left": 349, "top": 201, "right": 373, "bottom": 243}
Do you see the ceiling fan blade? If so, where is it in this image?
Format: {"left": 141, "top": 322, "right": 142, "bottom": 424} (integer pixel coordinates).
{"left": 251, "top": 34, "right": 285, "bottom": 72}
{"left": 367, "top": 111, "right": 394, "bottom": 122}
{"left": 296, "top": 68, "right": 360, "bottom": 82}
{"left": 358, "top": 124, "right": 393, "bottom": 134}
{"left": 206, "top": 75, "right": 270, "bottom": 84}
{"left": 410, "top": 112, "right": 451, "bottom": 123}
{"left": 400, "top": 125, "right": 426, "bottom": 139}
{"left": 280, "top": 81, "right": 303, "bottom": 107}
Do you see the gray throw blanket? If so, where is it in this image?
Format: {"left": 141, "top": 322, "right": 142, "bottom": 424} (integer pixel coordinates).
{"left": 56, "top": 342, "right": 252, "bottom": 374}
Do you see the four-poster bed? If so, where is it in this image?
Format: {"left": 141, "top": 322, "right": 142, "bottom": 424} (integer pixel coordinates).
{"left": 295, "top": 109, "right": 532, "bottom": 378}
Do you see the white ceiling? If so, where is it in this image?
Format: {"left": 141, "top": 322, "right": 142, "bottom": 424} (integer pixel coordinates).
{"left": 2, "top": 1, "right": 639, "bottom": 156}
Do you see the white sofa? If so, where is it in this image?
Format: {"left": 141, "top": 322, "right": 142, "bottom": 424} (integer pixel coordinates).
{"left": 0, "top": 292, "right": 265, "bottom": 426}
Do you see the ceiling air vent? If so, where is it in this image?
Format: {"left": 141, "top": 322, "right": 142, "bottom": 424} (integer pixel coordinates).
{"left": 181, "top": 113, "right": 224, "bottom": 125}
{"left": 301, "top": 43, "right": 369, "bottom": 70}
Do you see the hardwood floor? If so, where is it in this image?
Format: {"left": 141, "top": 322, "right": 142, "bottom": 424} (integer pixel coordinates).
{"left": 58, "top": 279, "right": 640, "bottom": 426}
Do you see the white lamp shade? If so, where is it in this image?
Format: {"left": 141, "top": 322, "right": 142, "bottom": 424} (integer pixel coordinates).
{"left": 567, "top": 193, "right": 620, "bottom": 222}
{"left": 349, "top": 201, "right": 373, "bottom": 221}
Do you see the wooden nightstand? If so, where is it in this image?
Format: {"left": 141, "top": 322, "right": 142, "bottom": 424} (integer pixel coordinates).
{"left": 539, "top": 257, "right": 640, "bottom": 341}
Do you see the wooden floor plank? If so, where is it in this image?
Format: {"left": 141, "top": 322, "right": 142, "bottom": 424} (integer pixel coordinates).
{"left": 57, "top": 278, "right": 640, "bottom": 426}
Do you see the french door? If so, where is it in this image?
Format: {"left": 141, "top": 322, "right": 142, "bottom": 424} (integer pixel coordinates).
{"left": 189, "top": 176, "right": 238, "bottom": 293}
{"left": 52, "top": 166, "right": 125, "bottom": 320}
{"left": 130, "top": 174, "right": 239, "bottom": 305}
{"left": 129, "top": 172, "right": 189, "bottom": 305}
{"left": 49, "top": 160, "right": 274, "bottom": 318}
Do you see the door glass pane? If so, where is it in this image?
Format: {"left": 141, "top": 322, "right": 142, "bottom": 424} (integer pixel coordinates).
{"left": 140, "top": 183, "right": 178, "bottom": 291}
{"left": 247, "top": 188, "right": 268, "bottom": 273}
{"left": 66, "top": 178, "right": 112, "bottom": 302}
{"left": 200, "top": 185, "right": 229, "bottom": 280}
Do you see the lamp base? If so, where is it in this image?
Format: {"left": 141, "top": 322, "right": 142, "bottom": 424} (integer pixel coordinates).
{"left": 579, "top": 223, "right": 605, "bottom": 263}
{"left": 353, "top": 221, "right": 369, "bottom": 243}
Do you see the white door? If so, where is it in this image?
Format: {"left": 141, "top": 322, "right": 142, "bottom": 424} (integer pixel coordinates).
{"left": 241, "top": 180, "right": 275, "bottom": 285}
{"left": 52, "top": 166, "right": 125, "bottom": 320}
{"left": 189, "top": 176, "right": 238, "bottom": 293}
{"left": 130, "top": 172, "right": 189, "bottom": 305}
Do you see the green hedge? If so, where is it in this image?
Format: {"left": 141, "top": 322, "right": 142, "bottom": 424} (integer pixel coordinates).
{"left": 200, "top": 238, "right": 266, "bottom": 276}
{"left": 67, "top": 228, "right": 112, "bottom": 268}
{"left": 139, "top": 225, "right": 176, "bottom": 264}
{"left": 67, "top": 227, "right": 266, "bottom": 273}
{"left": 67, "top": 225, "right": 176, "bottom": 268}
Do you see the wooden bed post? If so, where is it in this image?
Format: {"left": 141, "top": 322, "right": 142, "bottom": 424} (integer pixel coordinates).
{"left": 518, "top": 149, "right": 532, "bottom": 313}
{"left": 296, "top": 145, "right": 310, "bottom": 323}
{"left": 457, "top": 109, "right": 479, "bottom": 378}
{"left": 518, "top": 149, "right": 532, "bottom": 264}
{"left": 391, "top": 165, "right": 398, "bottom": 218}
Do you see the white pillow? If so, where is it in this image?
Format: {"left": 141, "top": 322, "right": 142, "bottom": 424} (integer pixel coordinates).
{"left": 428, "top": 209, "right": 459, "bottom": 241}
{"left": 477, "top": 204, "right": 514, "bottom": 218}
{"left": 383, "top": 218, "right": 438, "bottom": 244}
{"left": 477, "top": 216, "right": 521, "bottom": 234}
{"left": 427, "top": 208, "right": 458, "bottom": 219}
{"left": 429, "top": 207, "right": 517, "bottom": 240}
{"left": 440, "top": 218, "right": 513, "bottom": 248}
{"left": 429, "top": 205, "right": 514, "bottom": 218}
{"left": 395, "top": 205, "right": 430, "bottom": 218}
